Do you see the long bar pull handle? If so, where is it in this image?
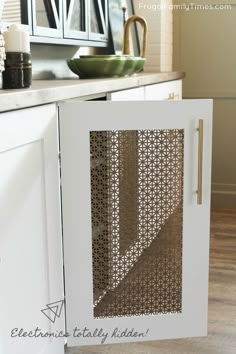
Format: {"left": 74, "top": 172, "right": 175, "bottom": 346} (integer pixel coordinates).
{"left": 197, "top": 119, "right": 204, "bottom": 205}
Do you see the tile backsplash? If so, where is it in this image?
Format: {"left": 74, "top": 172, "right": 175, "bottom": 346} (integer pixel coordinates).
{"left": 135, "top": 0, "right": 173, "bottom": 72}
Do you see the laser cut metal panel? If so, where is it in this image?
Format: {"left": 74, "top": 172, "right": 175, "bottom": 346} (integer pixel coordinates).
{"left": 90, "top": 129, "right": 184, "bottom": 318}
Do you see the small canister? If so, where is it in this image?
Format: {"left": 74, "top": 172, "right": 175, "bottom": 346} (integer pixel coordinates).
{"left": 2, "top": 24, "right": 32, "bottom": 89}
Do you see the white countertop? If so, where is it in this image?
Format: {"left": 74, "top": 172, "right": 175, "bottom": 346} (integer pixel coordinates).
{"left": 0, "top": 72, "right": 184, "bottom": 112}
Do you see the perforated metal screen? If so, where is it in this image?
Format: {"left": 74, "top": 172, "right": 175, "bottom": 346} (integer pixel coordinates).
{"left": 90, "top": 129, "right": 184, "bottom": 318}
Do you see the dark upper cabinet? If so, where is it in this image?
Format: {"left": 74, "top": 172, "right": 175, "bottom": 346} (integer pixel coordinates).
{"left": 0, "top": 0, "right": 108, "bottom": 46}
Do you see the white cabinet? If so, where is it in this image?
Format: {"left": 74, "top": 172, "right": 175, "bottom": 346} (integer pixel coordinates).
{"left": 0, "top": 104, "right": 64, "bottom": 354}
{"left": 0, "top": 81, "right": 212, "bottom": 353}
{"left": 145, "top": 79, "right": 182, "bottom": 100}
{"left": 107, "top": 80, "right": 182, "bottom": 102}
{"left": 107, "top": 87, "right": 145, "bottom": 101}
{"left": 59, "top": 100, "right": 212, "bottom": 347}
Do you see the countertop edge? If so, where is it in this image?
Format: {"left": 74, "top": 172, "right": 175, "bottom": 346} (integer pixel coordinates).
{"left": 0, "top": 72, "right": 185, "bottom": 113}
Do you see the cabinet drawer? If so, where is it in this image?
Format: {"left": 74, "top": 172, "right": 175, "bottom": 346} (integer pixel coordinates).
{"left": 107, "top": 87, "right": 145, "bottom": 101}
{"left": 145, "top": 80, "right": 182, "bottom": 100}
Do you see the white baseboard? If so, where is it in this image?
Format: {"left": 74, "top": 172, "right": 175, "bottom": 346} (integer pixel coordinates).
{"left": 211, "top": 183, "right": 236, "bottom": 209}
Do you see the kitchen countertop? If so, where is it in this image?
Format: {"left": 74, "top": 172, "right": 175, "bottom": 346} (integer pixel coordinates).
{"left": 0, "top": 71, "right": 184, "bottom": 113}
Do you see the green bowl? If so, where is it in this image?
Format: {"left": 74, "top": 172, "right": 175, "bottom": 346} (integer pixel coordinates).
{"left": 67, "top": 55, "right": 146, "bottom": 79}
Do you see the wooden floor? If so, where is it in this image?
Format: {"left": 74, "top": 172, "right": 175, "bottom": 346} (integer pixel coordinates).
{"left": 66, "top": 209, "right": 236, "bottom": 354}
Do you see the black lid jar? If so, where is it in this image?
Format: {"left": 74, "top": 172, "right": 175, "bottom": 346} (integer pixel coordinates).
{"left": 2, "top": 52, "right": 32, "bottom": 89}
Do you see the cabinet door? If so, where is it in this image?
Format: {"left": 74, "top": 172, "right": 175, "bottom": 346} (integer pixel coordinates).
{"left": 32, "top": 0, "right": 63, "bottom": 38}
{"left": 63, "top": 0, "right": 88, "bottom": 40}
{"left": 88, "top": 0, "right": 108, "bottom": 42}
{"left": 59, "top": 100, "right": 212, "bottom": 347}
{"left": 145, "top": 80, "right": 182, "bottom": 100}
{"left": 0, "top": 104, "right": 64, "bottom": 354}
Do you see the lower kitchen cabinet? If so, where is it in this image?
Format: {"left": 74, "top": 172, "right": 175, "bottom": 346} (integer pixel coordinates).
{"left": 145, "top": 79, "right": 182, "bottom": 100}
{"left": 107, "top": 80, "right": 182, "bottom": 102}
{"left": 0, "top": 104, "right": 64, "bottom": 354}
{"left": 59, "top": 100, "right": 213, "bottom": 347}
{"left": 0, "top": 89, "right": 212, "bottom": 353}
{"left": 107, "top": 87, "right": 145, "bottom": 101}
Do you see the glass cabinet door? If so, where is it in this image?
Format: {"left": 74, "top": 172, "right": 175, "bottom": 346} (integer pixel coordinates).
{"left": 63, "top": 0, "right": 88, "bottom": 40}
{"left": 32, "top": 0, "right": 62, "bottom": 38}
{"left": 0, "top": 0, "right": 32, "bottom": 33}
{"left": 89, "top": 0, "right": 108, "bottom": 42}
{"left": 59, "top": 100, "right": 213, "bottom": 347}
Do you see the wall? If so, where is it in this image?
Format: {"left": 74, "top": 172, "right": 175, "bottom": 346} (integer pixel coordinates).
{"left": 173, "top": 0, "right": 236, "bottom": 208}
{"left": 31, "top": 45, "right": 94, "bottom": 80}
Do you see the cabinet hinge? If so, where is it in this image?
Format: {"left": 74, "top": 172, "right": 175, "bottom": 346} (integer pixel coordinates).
{"left": 58, "top": 152, "right": 62, "bottom": 187}
{"left": 58, "top": 152, "right": 61, "bottom": 166}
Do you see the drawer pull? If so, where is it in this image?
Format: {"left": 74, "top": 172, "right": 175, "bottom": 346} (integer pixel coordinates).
{"left": 168, "top": 92, "right": 175, "bottom": 100}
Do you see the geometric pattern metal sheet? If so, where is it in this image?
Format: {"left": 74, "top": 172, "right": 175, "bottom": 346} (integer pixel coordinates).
{"left": 90, "top": 129, "right": 184, "bottom": 318}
